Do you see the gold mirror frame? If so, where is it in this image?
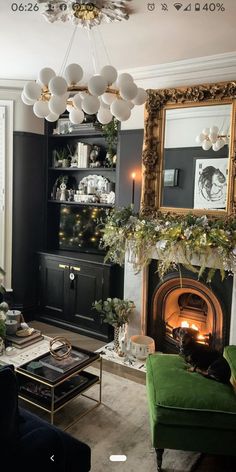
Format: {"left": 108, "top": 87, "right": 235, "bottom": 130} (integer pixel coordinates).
{"left": 141, "top": 80, "right": 236, "bottom": 218}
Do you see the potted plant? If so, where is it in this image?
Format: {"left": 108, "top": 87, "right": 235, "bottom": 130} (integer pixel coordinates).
{"left": 102, "top": 118, "right": 118, "bottom": 167}
{"left": 93, "top": 297, "right": 135, "bottom": 353}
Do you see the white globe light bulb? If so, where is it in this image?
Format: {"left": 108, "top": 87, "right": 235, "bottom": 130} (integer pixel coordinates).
{"left": 218, "top": 139, "right": 225, "bottom": 150}
{"left": 97, "top": 108, "right": 113, "bottom": 124}
{"left": 38, "top": 67, "right": 56, "bottom": 87}
{"left": 202, "top": 139, "right": 212, "bottom": 151}
{"left": 79, "top": 91, "right": 88, "bottom": 100}
{"left": 195, "top": 133, "right": 205, "bottom": 144}
{"left": 102, "top": 92, "right": 117, "bottom": 105}
{"left": 82, "top": 96, "right": 100, "bottom": 115}
{"left": 100, "top": 65, "right": 117, "bottom": 85}
{"left": 209, "top": 132, "right": 218, "bottom": 143}
{"left": 33, "top": 100, "right": 49, "bottom": 118}
{"left": 69, "top": 108, "right": 84, "bottom": 125}
{"left": 49, "top": 76, "right": 68, "bottom": 96}
{"left": 99, "top": 97, "right": 110, "bottom": 109}
{"left": 72, "top": 93, "right": 82, "bottom": 109}
{"left": 126, "top": 101, "right": 135, "bottom": 110}
{"left": 21, "top": 91, "right": 35, "bottom": 105}
{"left": 24, "top": 81, "right": 42, "bottom": 101}
{"left": 117, "top": 73, "right": 133, "bottom": 87}
{"left": 45, "top": 112, "right": 59, "bottom": 122}
{"left": 48, "top": 95, "right": 67, "bottom": 115}
{"left": 66, "top": 104, "right": 74, "bottom": 112}
{"left": 120, "top": 82, "right": 138, "bottom": 101}
{"left": 88, "top": 75, "right": 107, "bottom": 97}
{"left": 65, "top": 63, "right": 83, "bottom": 85}
{"left": 210, "top": 125, "right": 219, "bottom": 135}
{"left": 202, "top": 127, "right": 210, "bottom": 136}
{"left": 110, "top": 99, "right": 131, "bottom": 121}
{"left": 132, "top": 88, "right": 148, "bottom": 106}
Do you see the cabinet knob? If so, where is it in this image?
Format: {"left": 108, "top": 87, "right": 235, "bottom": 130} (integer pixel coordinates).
{"left": 69, "top": 273, "right": 75, "bottom": 281}
{"left": 59, "top": 264, "right": 69, "bottom": 269}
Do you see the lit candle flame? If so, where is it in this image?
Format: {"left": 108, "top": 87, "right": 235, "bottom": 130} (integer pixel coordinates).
{"left": 131, "top": 172, "right": 136, "bottom": 179}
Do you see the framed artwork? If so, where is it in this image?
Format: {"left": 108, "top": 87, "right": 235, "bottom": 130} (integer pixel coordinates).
{"left": 193, "top": 158, "right": 228, "bottom": 209}
{"left": 163, "top": 169, "right": 179, "bottom": 187}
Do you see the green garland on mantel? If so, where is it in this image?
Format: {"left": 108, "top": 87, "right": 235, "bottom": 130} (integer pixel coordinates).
{"left": 100, "top": 206, "right": 236, "bottom": 281}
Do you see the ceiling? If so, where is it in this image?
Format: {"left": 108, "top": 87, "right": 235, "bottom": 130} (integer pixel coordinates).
{"left": 0, "top": 0, "right": 236, "bottom": 81}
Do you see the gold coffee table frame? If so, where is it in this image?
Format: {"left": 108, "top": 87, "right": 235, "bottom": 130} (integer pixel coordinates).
{"left": 16, "top": 348, "right": 102, "bottom": 428}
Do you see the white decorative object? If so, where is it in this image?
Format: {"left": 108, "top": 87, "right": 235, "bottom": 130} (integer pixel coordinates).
{"left": 22, "top": 2, "right": 147, "bottom": 125}
{"left": 39, "top": 1, "right": 131, "bottom": 28}
{"left": 107, "top": 191, "right": 115, "bottom": 205}
{"left": 130, "top": 335, "right": 155, "bottom": 360}
{"left": 194, "top": 158, "right": 228, "bottom": 209}
{"left": 119, "top": 323, "right": 128, "bottom": 355}
{"left": 60, "top": 182, "right": 67, "bottom": 201}
{"left": 79, "top": 175, "right": 109, "bottom": 193}
{"left": 196, "top": 125, "right": 230, "bottom": 151}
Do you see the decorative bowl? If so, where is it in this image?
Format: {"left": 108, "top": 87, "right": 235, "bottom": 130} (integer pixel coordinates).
{"left": 130, "top": 335, "right": 155, "bottom": 360}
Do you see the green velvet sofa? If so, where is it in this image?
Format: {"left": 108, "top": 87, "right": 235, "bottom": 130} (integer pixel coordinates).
{"left": 146, "top": 346, "right": 236, "bottom": 471}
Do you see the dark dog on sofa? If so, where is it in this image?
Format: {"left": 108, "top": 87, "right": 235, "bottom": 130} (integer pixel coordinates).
{"left": 173, "top": 327, "right": 231, "bottom": 384}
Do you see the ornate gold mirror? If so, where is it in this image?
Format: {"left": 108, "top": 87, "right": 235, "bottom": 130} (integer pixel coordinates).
{"left": 141, "top": 81, "right": 236, "bottom": 217}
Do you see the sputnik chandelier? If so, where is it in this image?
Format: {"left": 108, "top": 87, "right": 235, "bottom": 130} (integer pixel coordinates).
{"left": 38, "top": 1, "right": 132, "bottom": 27}
{"left": 22, "top": 1, "right": 147, "bottom": 124}
{"left": 196, "top": 126, "right": 230, "bottom": 152}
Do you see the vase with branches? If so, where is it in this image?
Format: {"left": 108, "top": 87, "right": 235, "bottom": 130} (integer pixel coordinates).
{"left": 93, "top": 297, "right": 135, "bottom": 353}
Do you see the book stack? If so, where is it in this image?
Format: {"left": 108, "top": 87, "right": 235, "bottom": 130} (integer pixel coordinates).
{"left": 77, "top": 142, "right": 92, "bottom": 168}
{"left": 6, "top": 329, "right": 43, "bottom": 349}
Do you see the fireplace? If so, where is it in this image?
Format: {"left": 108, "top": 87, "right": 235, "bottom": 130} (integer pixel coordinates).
{"left": 147, "top": 263, "right": 233, "bottom": 353}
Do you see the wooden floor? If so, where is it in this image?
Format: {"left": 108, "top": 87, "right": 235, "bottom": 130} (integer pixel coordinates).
{"left": 30, "top": 320, "right": 146, "bottom": 385}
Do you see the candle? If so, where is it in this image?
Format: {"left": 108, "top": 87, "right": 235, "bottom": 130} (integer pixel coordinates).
{"left": 131, "top": 172, "right": 136, "bottom": 206}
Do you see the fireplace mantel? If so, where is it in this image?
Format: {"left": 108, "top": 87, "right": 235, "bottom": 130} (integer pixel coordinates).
{"left": 124, "top": 248, "right": 236, "bottom": 346}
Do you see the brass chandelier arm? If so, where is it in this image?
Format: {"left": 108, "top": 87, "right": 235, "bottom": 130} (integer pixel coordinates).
{"left": 40, "top": 85, "right": 120, "bottom": 103}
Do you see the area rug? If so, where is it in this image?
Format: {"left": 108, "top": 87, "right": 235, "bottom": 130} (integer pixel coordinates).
{"left": 39, "top": 368, "right": 202, "bottom": 472}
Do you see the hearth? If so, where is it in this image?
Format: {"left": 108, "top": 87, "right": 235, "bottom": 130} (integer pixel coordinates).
{"left": 147, "top": 263, "right": 233, "bottom": 353}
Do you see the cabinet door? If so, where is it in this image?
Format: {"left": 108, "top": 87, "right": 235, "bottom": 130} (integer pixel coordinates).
{"left": 68, "top": 262, "right": 105, "bottom": 335}
{"left": 39, "top": 257, "right": 70, "bottom": 320}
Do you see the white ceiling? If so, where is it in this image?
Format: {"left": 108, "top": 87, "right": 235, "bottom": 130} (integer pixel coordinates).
{"left": 0, "top": 0, "right": 236, "bottom": 81}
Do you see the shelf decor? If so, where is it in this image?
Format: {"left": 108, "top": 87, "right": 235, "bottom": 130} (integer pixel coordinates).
{"left": 100, "top": 206, "right": 236, "bottom": 281}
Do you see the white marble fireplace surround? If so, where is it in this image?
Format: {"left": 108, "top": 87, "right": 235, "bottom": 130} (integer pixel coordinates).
{"left": 123, "top": 249, "right": 236, "bottom": 346}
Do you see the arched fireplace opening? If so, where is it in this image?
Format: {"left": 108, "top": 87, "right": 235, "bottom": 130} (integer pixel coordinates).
{"left": 147, "top": 263, "right": 233, "bottom": 354}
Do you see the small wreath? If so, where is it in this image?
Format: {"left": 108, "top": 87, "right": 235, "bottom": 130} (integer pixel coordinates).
{"left": 49, "top": 336, "right": 72, "bottom": 360}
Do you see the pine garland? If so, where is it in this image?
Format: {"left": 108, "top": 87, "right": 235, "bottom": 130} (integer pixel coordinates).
{"left": 100, "top": 207, "right": 236, "bottom": 281}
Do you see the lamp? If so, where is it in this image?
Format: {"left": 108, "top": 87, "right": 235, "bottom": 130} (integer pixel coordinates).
{"left": 196, "top": 126, "right": 230, "bottom": 152}
{"left": 22, "top": 1, "right": 147, "bottom": 124}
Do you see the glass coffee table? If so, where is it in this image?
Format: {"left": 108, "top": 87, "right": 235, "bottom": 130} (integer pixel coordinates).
{"left": 15, "top": 344, "right": 102, "bottom": 426}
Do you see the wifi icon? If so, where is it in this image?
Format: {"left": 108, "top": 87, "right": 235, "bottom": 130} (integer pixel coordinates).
{"left": 174, "top": 2, "right": 183, "bottom": 10}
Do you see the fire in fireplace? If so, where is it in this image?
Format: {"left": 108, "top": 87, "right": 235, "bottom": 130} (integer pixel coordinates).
{"left": 165, "top": 292, "right": 212, "bottom": 347}
{"left": 147, "top": 264, "right": 233, "bottom": 354}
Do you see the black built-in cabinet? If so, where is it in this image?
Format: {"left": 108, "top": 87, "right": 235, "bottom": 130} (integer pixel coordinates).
{"left": 12, "top": 126, "right": 143, "bottom": 339}
{"left": 38, "top": 251, "right": 123, "bottom": 341}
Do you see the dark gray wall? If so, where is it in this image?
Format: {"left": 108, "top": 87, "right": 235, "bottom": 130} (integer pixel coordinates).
{"left": 13, "top": 132, "right": 46, "bottom": 313}
{"left": 117, "top": 129, "right": 144, "bottom": 212}
{"left": 163, "top": 146, "right": 228, "bottom": 208}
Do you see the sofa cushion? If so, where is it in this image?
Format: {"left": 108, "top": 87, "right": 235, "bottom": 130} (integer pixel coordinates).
{"left": 0, "top": 365, "right": 19, "bottom": 447}
{"left": 146, "top": 353, "right": 236, "bottom": 431}
{"left": 224, "top": 345, "right": 236, "bottom": 386}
